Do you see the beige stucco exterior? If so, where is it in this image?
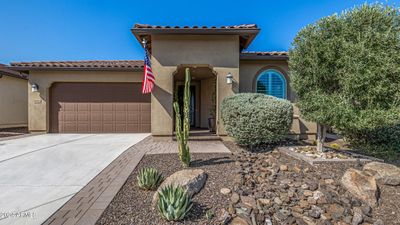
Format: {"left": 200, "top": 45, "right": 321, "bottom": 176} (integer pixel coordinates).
{"left": 0, "top": 76, "right": 28, "bottom": 128}
{"left": 27, "top": 70, "right": 143, "bottom": 132}
{"left": 150, "top": 35, "right": 239, "bottom": 136}
{"left": 22, "top": 31, "right": 316, "bottom": 139}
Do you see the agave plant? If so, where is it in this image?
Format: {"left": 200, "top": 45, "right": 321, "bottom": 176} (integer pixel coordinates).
{"left": 157, "top": 185, "right": 193, "bottom": 221}
{"left": 137, "top": 167, "right": 163, "bottom": 190}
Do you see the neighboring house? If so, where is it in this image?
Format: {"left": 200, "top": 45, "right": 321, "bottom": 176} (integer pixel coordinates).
{"left": 0, "top": 64, "right": 28, "bottom": 128}
{"left": 10, "top": 24, "right": 316, "bottom": 139}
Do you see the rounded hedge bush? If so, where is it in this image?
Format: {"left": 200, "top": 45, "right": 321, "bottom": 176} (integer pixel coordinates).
{"left": 221, "top": 93, "right": 293, "bottom": 146}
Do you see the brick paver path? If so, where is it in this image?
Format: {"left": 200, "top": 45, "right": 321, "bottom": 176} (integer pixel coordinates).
{"left": 43, "top": 136, "right": 231, "bottom": 225}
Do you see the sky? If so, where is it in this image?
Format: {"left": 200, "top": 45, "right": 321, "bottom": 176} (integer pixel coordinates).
{"left": 1, "top": 0, "right": 399, "bottom": 64}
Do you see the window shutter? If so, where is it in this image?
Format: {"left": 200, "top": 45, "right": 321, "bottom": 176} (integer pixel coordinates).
{"left": 256, "top": 70, "right": 286, "bottom": 99}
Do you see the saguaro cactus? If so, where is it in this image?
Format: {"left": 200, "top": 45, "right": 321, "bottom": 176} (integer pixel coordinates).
{"left": 173, "top": 68, "right": 191, "bottom": 167}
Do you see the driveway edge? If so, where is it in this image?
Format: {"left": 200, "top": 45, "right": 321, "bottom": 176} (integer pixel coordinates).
{"left": 43, "top": 137, "right": 150, "bottom": 225}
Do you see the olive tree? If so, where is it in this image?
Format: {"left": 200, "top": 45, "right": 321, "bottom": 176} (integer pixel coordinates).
{"left": 289, "top": 4, "right": 400, "bottom": 153}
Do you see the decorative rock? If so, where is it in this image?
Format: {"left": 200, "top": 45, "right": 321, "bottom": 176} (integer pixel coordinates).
{"left": 302, "top": 216, "right": 316, "bottom": 225}
{"left": 341, "top": 169, "right": 378, "bottom": 207}
{"left": 230, "top": 216, "right": 250, "bottom": 225}
{"left": 152, "top": 169, "right": 206, "bottom": 205}
{"left": 373, "top": 219, "right": 384, "bottom": 225}
{"left": 361, "top": 205, "right": 372, "bottom": 216}
{"left": 309, "top": 205, "right": 323, "bottom": 219}
{"left": 325, "top": 178, "right": 335, "bottom": 185}
{"left": 293, "top": 166, "right": 302, "bottom": 173}
{"left": 352, "top": 207, "right": 363, "bottom": 225}
{"left": 265, "top": 218, "right": 273, "bottom": 225}
{"left": 257, "top": 198, "right": 271, "bottom": 206}
{"left": 304, "top": 190, "right": 313, "bottom": 197}
{"left": 241, "top": 196, "right": 257, "bottom": 209}
{"left": 364, "top": 162, "right": 400, "bottom": 186}
{"left": 231, "top": 193, "right": 240, "bottom": 204}
{"left": 274, "top": 197, "right": 283, "bottom": 205}
{"left": 221, "top": 188, "right": 232, "bottom": 195}
{"left": 280, "top": 164, "right": 288, "bottom": 171}
{"left": 218, "top": 208, "right": 232, "bottom": 225}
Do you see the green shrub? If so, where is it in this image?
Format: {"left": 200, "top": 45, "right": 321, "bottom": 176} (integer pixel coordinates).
{"left": 289, "top": 3, "right": 400, "bottom": 156}
{"left": 221, "top": 93, "right": 293, "bottom": 146}
{"left": 137, "top": 168, "right": 163, "bottom": 190}
{"left": 157, "top": 185, "right": 193, "bottom": 221}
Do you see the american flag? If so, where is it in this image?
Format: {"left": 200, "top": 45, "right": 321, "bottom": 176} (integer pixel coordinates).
{"left": 142, "top": 47, "right": 155, "bottom": 93}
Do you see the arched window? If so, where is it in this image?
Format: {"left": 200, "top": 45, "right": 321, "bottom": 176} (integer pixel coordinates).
{"left": 256, "top": 69, "right": 287, "bottom": 99}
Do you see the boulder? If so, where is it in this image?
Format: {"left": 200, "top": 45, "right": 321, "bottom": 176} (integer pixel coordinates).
{"left": 341, "top": 169, "right": 378, "bottom": 207}
{"left": 152, "top": 169, "right": 206, "bottom": 206}
{"left": 364, "top": 162, "right": 400, "bottom": 186}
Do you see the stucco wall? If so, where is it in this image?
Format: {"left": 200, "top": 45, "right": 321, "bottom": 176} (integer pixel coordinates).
{"left": 151, "top": 35, "right": 240, "bottom": 136}
{"left": 200, "top": 77, "right": 215, "bottom": 128}
{"left": 28, "top": 70, "right": 143, "bottom": 132}
{"left": 0, "top": 76, "right": 28, "bottom": 128}
{"left": 239, "top": 59, "right": 317, "bottom": 138}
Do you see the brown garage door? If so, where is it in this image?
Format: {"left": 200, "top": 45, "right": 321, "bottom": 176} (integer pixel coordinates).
{"left": 50, "top": 82, "right": 151, "bottom": 133}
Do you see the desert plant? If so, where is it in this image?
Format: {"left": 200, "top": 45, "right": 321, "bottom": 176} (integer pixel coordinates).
{"left": 289, "top": 3, "right": 400, "bottom": 154}
{"left": 173, "top": 68, "right": 191, "bottom": 167}
{"left": 221, "top": 93, "right": 293, "bottom": 146}
{"left": 157, "top": 185, "right": 193, "bottom": 221}
{"left": 137, "top": 167, "right": 164, "bottom": 190}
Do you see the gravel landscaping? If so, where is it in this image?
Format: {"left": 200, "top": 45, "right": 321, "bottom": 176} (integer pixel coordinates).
{"left": 224, "top": 141, "right": 400, "bottom": 225}
{"left": 96, "top": 153, "right": 236, "bottom": 225}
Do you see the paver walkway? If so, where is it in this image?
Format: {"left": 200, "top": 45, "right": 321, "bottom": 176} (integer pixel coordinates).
{"left": 43, "top": 136, "right": 231, "bottom": 225}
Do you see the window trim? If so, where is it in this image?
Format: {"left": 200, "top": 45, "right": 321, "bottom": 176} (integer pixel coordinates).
{"left": 253, "top": 67, "right": 289, "bottom": 99}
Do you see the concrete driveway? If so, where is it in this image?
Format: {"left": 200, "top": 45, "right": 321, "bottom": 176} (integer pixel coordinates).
{"left": 0, "top": 133, "right": 149, "bottom": 225}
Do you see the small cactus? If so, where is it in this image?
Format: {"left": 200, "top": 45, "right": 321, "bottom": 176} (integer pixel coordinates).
{"left": 137, "top": 168, "right": 163, "bottom": 190}
{"left": 157, "top": 185, "right": 193, "bottom": 221}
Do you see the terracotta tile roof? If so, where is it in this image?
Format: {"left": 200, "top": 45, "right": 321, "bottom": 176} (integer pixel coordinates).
{"left": 240, "top": 51, "right": 289, "bottom": 60}
{"left": 242, "top": 51, "right": 288, "bottom": 56}
{"left": 0, "top": 64, "right": 28, "bottom": 79}
{"left": 133, "top": 23, "right": 258, "bottom": 30}
{"left": 131, "top": 23, "right": 260, "bottom": 51}
{"left": 10, "top": 60, "right": 144, "bottom": 71}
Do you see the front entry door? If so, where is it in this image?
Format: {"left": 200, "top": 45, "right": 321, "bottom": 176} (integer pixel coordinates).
{"left": 177, "top": 85, "right": 196, "bottom": 127}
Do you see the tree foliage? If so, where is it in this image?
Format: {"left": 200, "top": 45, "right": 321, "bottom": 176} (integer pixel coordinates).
{"left": 289, "top": 4, "right": 400, "bottom": 155}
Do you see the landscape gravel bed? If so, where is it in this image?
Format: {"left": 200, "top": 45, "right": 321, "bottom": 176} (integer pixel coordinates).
{"left": 96, "top": 153, "right": 236, "bottom": 225}
{"left": 223, "top": 141, "right": 400, "bottom": 225}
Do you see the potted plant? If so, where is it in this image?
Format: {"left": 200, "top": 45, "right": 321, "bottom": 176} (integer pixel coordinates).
{"left": 208, "top": 78, "right": 216, "bottom": 133}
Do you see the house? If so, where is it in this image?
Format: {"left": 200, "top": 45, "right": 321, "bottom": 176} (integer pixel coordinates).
{"left": 9, "top": 24, "right": 316, "bottom": 139}
{"left": 0, "top": 64, "right": 28, "bottom": 128}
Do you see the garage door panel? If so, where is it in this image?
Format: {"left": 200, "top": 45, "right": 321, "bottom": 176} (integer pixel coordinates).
{"left": 116, "top": 112, "right": 127, "bottom": 121}
{"left": 127, "top": 124, "right": 140, "bottom": 133}
{"left": 51, "top": 83, "right": 151, "bottom": 133}
{"left": 102, "top": 103, "right": 114, "bottom": 111}
{"left": 91, "top": 104, "right": 102, "bottom": 111}
{"left": 141, "top": 124, "right": 151, "bottom": 133}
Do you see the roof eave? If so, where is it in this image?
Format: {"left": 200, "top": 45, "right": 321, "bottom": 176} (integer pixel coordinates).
{"left": 0, "top": 68, "right": 28, "bottom": 80}
{"left": 10, "top": 67, "right": 144, "bottom": 72}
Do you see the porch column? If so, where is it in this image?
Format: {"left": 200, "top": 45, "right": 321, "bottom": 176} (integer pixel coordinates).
{"left": 214, "top": 67, "right": 239, "bottom": 135}
{"left": 150, "top": 57, "right": 175, "bottom": 136}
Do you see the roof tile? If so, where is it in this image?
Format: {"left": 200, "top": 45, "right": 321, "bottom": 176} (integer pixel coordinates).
{"left": 133, "top": 23, "right": 258, "bottom": 30}
{"left": 10, "top": 60, "right": 144, "bottom": 70}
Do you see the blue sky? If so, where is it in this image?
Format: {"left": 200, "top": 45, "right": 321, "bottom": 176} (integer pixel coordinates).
{"left": 1, "top": 0, "right": 399, "bottom": 63}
